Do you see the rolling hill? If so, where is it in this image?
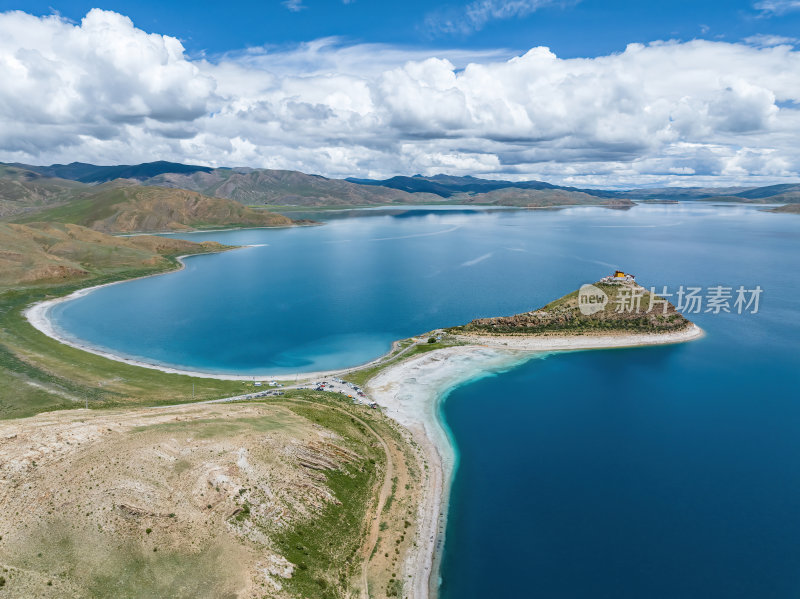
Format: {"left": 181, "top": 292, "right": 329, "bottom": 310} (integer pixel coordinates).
{"left": 11, "top": 160, "right": 213, "bottom": 183}
{"left": 447, "top": 187, "right": 633, "bottom": 207}
{"left": 3, "top": 161, "right": 800, "bottom": 217}
{"left": 0, "top": 165, "right": 86, "bottom": 218}
{"left": 0, "top": 221, "right": 227, "bottom": 288}
{"left": 351, "top": 173, "right": 800, "bottom": 204}
{"left": 449, "top": 279, "right": 691, "bottom": 336}
{"left": 13, "top": 183, "right": 299, "bottom": 233}
{"left": 347, "top": 173, "right": 620, "bottom": 199}
{"left": 142, "top": 168, "right": 439, "bottom": 206}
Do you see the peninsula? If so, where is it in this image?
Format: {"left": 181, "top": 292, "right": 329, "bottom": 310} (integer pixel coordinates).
{"left": 366, "top": 274, "right": 702, "bottom": 598}
{"left": 1, "top": 245, "right": 701, "bottom": 599}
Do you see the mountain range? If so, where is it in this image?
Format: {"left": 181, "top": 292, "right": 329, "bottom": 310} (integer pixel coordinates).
{"left": 1, "top": 161, "right": 798, "bottom": 235}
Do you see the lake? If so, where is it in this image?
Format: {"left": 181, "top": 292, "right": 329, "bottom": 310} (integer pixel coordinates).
{"left": 51, "top": 203, "right": 800, "bottom": 597}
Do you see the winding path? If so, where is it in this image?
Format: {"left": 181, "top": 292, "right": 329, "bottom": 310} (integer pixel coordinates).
{"left": 357, "top": 411, "right": 395, "bottom": 598}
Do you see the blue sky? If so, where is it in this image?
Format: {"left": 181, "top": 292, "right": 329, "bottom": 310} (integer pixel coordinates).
{"left": 0, "top": 1, "right": 799, "bottom": 186}
{"left": 5, "top": 0, "right": 798, "bottom": 58}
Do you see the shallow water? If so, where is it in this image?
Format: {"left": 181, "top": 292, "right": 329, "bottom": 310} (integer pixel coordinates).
{"left": 51, "top": 203, "right": 794, "bottom": 375}
{"left": 51, "top": 203, "right": 800, "bottom": 596}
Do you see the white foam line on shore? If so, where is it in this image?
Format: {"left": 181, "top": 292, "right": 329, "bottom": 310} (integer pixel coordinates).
{"left": 367, "top": 345, "right": 537, "bottom": 599}
{"left": 366, "top": 324, "right": 703, "bottom": 598}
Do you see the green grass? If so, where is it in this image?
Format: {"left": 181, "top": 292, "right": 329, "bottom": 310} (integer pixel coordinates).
{"left": 14, "top": 188, "right": 125, "bottom": 226}
{"left": 13, "top": 519, "right": 243, "bottom": 599}
{"left": 133, "top": 413, "right": 301, "bottom": 438}
{"left": 0, "top": 258, "right": 248, "bottom": 420}
{"left": 451, "top": 282, "right": 691, "bottom": 336}
{"left": 251, "top": 393, "right": 387, "bottom": 598}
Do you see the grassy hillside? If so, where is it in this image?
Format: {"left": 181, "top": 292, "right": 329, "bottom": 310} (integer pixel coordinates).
{"left": 14, "top": 184, "right": 299, "bottom": 233}
{"left": 449, "top": 187, "right": 634, "bottom": 207}
{"left": 145, "top": 168, "right": 439, "bottom": 207}
{"left": 0, "top": 393, "right": 420, "bottom": 599}
{"left": 0, "top": 222, "right": 228, "bottom": 290}
{"left": 0, "top": 223, "right": 422, "bottom": 598}
{"left": 451, "top": 280, "right": 691, "bottom": 336}
{"left": 0, "top": 165, "right": 86, "bottom": 218}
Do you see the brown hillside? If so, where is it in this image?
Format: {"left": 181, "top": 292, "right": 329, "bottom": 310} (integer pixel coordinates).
{"left": 0, "top": 222, "right": 226, "bottom": 289}
{"left": 14, "top": 184, "right": 299, "bottom": 234}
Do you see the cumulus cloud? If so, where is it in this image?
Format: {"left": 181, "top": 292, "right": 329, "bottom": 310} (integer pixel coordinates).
{"left": 1, "top": 9, "right": 800, "bottom": 187}
{"left": 754, "top": 0, "right": 800, "bottom": 15}
{"left": 0, "top": 9, "right": 214, "bottom": 155}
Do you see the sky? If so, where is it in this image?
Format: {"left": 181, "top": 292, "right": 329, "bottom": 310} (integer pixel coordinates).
{"left": 0, "top": 0, "right": 799, "bottom": 187}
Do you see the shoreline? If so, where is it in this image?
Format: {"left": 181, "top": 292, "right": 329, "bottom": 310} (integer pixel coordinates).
{"left": 23, "top": 266, "right": 704, "bottom": 598}
{"left": 366, "top": 346, "right": 539, "bottom": 598}
{"left": 24, "top": 259, "right": 408, "bottom": 383}
{"left": 365, "top": 323, "right": 703, "bottom": 598}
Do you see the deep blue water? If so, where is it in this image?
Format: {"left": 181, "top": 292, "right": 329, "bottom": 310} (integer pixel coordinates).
{"left": 51, "top": 204, "right": 800, "bottom": 596}
{"left": 436, "top": 207, "right": 800, "bottom": 598}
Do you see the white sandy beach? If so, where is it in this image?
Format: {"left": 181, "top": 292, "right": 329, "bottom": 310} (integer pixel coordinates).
{"left": 367, "top": 346, "right": 534, "bottom": 598}
{"left": 366, "top": 323, "right": 703, "bottom": 598}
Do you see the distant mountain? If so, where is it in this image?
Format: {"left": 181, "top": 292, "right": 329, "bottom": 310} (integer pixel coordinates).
{"left": 346, "top": 174, "right": 621, "bottom": 199}
{"left": 0, "top": 165, "right": 86, "bottom": 218}
{"left": 351, "top": 173, "right": 800, "bottom": 204}
{"left": 618, "top": 184, "right": 800, "bottom": 202}
{"left": 14, "top": 183, "right": 299, "bottom": 234}
{"left": 12, "top": 161, "right": 213, "bottom": 183}
{"left": 143, "top": 168, "right": 439, "bottom": 207}
{"left": 445, "top": 187, "right": 633, "bottom": 208}
{"left": 3, "top": 162, "right": 800, "bottom": 216}
{"left": 730, "top": 184, "right": 800, "bottom": 200}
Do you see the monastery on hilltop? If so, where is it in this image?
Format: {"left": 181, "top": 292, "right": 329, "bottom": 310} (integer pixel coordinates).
{"left": 600, "top": 270, "right": 636, "bottom": 283}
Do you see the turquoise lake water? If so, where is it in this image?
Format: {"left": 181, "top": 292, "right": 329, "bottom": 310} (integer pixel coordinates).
{"left": 51, "top": 204, "right": 800, "bottom": 596}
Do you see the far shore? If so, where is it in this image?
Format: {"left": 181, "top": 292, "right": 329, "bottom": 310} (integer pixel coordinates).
{"left": 23, "top": 267, "right": 703, "bottom": 599}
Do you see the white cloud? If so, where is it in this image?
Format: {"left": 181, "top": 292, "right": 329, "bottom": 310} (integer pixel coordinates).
{"left": 744, "top": 33, "right": 799, "bottom": 46}
{"left": 424, "top": 0, "right": 576, "bottom": 36}
{"left": 1, "top": 9, "right": 800, "bottom": 187}
{"left": 283, "top": 0, "right": 306, "bottom": 12}
{"left": 754, "top": 0, "right": 800, "bottom": 15}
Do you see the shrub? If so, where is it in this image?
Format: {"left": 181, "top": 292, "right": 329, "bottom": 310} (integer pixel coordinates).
{"left": 427, "top": 337, "right": 436, "bottom": 344}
